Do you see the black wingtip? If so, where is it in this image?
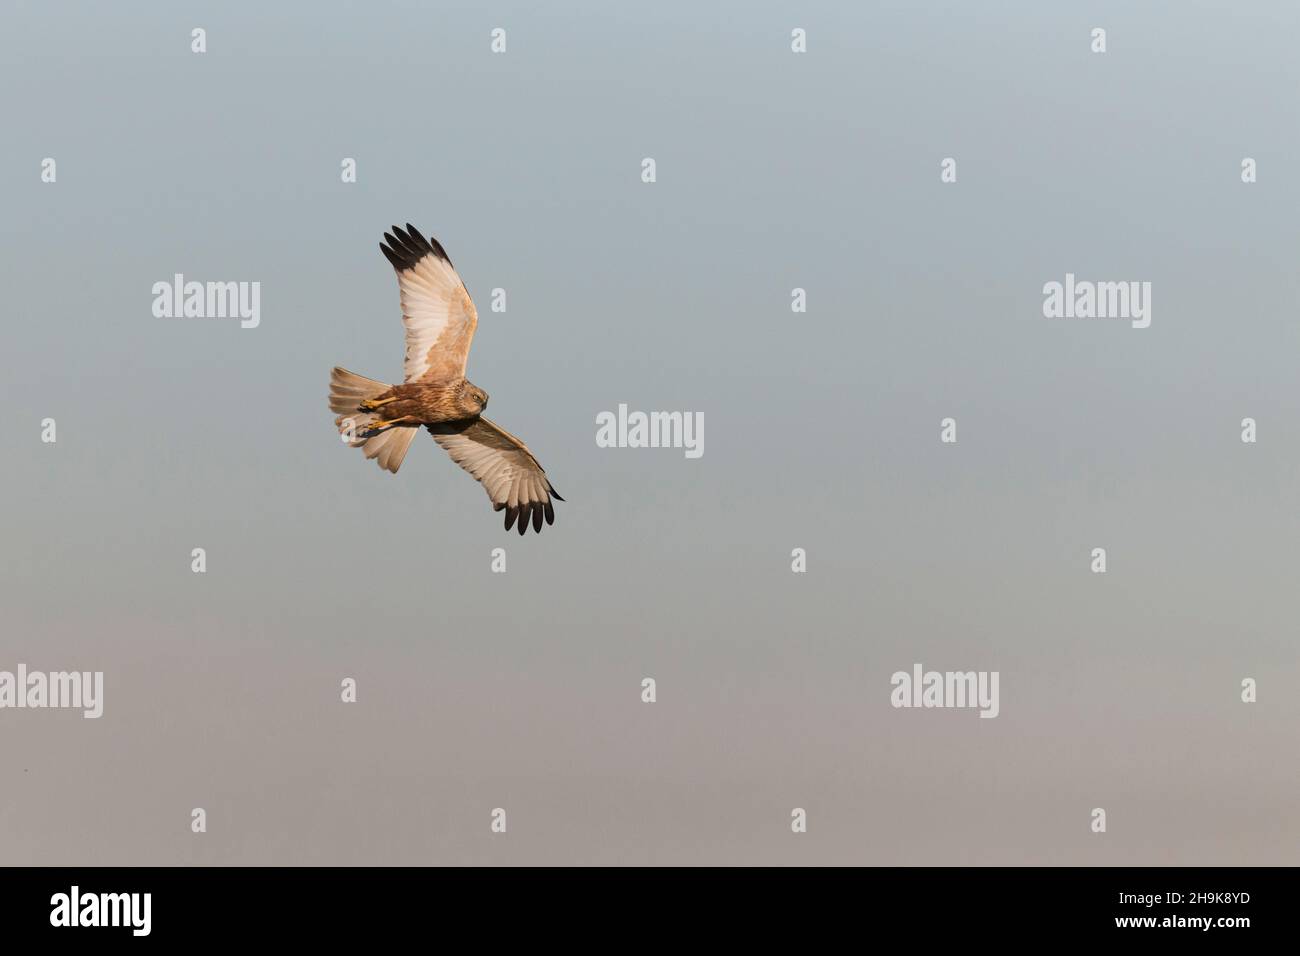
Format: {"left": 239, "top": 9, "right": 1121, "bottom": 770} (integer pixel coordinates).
{"left": 499, "top": 500, "right": 554, "bottom": 534}
{"left": 379, "top": 224, "right": 431, "bottom": 272}
{"left": 549, "top": 488, "right": 565, "bottom": 502}
{"left": 378, "top": 222, "right": 453, "bottom": 271}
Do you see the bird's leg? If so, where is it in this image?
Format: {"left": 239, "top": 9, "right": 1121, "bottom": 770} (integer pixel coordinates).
{"left": 363, "top": 416, "right": 416, "bottom": 432}
{"left": 359, "top": 395, "right": 398, "bottom": 411}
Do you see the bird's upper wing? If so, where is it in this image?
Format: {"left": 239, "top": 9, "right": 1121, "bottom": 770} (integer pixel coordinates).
{"left": 427, "top": 417, "right": 563, "bottom": 535}
{"left": 379, "top": 224, "right": 479, "bottom": 383}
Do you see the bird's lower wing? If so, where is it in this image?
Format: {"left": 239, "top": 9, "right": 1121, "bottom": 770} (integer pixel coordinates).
{"left": 427, "top": 417, "right": 563, "bottom": 535}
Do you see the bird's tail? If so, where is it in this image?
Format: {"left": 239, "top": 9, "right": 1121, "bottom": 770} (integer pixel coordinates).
{"left": 329, "top": 366, "right": 417, "bottom": 474}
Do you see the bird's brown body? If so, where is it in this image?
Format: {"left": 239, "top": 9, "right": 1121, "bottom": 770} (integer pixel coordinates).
{"left": 361, "top": 379, "right": 488, "bottom": 427}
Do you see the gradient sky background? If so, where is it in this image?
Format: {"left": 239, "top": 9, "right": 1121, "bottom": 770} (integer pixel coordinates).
{"left": 2, "top": 0, "right": 1298, "bottom": 865}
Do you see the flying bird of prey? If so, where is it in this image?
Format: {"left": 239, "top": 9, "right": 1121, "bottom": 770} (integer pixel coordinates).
{"left": 328, "top": 224, "right": 562, "bottom": 535}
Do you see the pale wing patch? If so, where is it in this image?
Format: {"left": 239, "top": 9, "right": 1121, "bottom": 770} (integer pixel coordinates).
{"left": 427, "top": 417, "right": 563, "bottom": 535}
{"left": 379, "top": 224, "right": 479, "bottom": 383}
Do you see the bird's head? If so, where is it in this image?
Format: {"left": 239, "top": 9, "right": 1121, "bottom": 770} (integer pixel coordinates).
{"left": 461, "top": 382, "right": 489, "bottom": 416}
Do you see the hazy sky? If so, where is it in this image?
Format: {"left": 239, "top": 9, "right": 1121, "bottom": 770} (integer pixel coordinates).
{"left": 2, "top": 0, "right": 1298, "bottom": 865}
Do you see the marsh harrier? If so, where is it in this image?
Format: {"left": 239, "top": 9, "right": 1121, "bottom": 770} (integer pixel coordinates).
{"left": 328, "top": 224, "right": 562, "bottom": 535}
